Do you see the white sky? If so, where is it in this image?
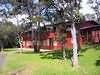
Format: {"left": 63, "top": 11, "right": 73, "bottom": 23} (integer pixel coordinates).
{"left": 0, "top": 0, "right": 95, "bottom": 25}
{"left": 7, "top": 14, "right": 29, "bottom": 25}
{"left": 80, "top": 0, "right": 95, "bottom": 15}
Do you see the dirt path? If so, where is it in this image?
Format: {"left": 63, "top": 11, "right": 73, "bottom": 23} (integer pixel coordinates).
{"left": 0, "top": 52, "right": 6, "bottom": 69}
{"left": 11, "top": 67, "right": 33, "bottom": 75}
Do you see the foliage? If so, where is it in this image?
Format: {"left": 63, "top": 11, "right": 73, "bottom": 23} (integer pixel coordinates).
{"left": 74, "top": 11, "right": 85, "bottom": 25}
{"left": 0, "top": 21, "right": 17, "bottom": 48}
{"left": 59, "top": 33, "right": 66, "bottom": 43}
{"left": 41, "top": 0, "right": 54, "bottom": 5}
{"left": 32, "top": 16, "right": 43, "bottom": 23}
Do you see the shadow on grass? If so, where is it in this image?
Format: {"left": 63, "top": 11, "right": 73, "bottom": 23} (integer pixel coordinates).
{"left": 80, "top": 44, "right": 94, "bottom": 53}
{"left": 4, "top": 49, "right": 16, "bottom": 52}
{"left": 95, "top": 56, "right": 100, "bottom": 66}
{"left": 95, "top": 60, "right": 100, "bottom": 66}
{"left": 20, "top": 51, "right": 34, "bottom": 54}
{"left": 40, "top": 51, "right": 63, "bottom": 60}
{"left": 94, "top": 44, "right": 100, "bottom": 51}
{"left": 16, "top": 51, "right": 40, "bottom": 54}
{"left": 40, "top": 50, "right": 74, "bottom": 60}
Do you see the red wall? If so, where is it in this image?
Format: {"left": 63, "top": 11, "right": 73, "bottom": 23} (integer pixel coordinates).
{"left": 21, "top": 31, "right": 85, "bottom": 50}
{"left": 91, "top": 30, "right": 100, "bottom": 43}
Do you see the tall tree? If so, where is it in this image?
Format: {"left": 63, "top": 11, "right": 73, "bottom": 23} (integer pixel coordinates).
{"left": 40, "top": 0, "right": 82, "bottom": 68}
{"left": 13, "top": 0, "right": 44, "bottom": 53}
{"left": 32, "top": 16, "right": 43, "bottom": 52}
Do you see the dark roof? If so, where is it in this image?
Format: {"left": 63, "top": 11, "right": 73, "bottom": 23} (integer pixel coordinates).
{"left": 80, "top": 20, "right": 100, "bottom": 30}
{"left": 22, "top": 20, "right": 100, "bottom": 34}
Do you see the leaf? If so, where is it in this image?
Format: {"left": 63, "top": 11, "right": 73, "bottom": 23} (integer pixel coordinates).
{"left": 32, "top": 16, "right": 43, "bottom": 22}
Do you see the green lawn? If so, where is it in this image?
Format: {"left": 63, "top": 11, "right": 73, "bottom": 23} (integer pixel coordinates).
{"left": 0, "top": 46, "right": 100, "bottom": 75}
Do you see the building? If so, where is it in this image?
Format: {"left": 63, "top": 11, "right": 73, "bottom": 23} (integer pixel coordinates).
{"left": 21, "top": 20, "right": 100, "bottom": 50}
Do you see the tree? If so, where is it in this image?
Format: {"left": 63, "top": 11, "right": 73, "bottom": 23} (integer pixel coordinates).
{"left": 40, "top": 0, "right": 82, "bottom": 68}
{"left": 0, "top": 3, "right": 18, "bottom": 51}
{"left": 74, "top": 11, "right": 85, "bottom": 53}
{"left": 58, "top": 25, "right": 67, "bottom": 60}
{"left": 0, "top": 21, "right": 17, "bottom": 51}
{"left": 0, "top": 1, "right": 30, "bottom": 52}
{"left": 40, "top": 0, "right": 67, "bottom": 59}
{"left": 12, "top": 0, "right": 44, "bottom": 53}
{"left": 88, "top": 0, "right": 100, "bottom": 22}
{"left": 32, "top": 16, "right": 43, "bottom": 52}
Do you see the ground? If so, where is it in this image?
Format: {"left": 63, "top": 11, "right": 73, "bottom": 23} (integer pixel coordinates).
{"left": 0, "top": 45, "right": 100, "bottom": 75}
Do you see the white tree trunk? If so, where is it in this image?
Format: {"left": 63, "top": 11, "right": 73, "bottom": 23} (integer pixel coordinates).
{"left": 19, "top": 41, "right": 23, "bottom": 53}
{"left": 71, "top": 23, "right": 79, "bottom": 68}
{"left": 63, "top": 45, "right": 66, "bottom": 60}
{"left": 0, "top": 43, "right": 3, "bottom": 52}
{"left": 32, "top": 26, "right": 34, "bottom": 52}
{"left": 18, "top": 36, "right": 23, "bottom": 53}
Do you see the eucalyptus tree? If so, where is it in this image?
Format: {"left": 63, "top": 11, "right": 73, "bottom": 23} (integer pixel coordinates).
{"left": 39, "top": 0, "right": 67, "bottom": 59}
{"left": 32, "top": 16, "right": 44, "bottom": 52}
{"left": 9, "top": 0, "right": 45, "bottom": 52}
{"left": 40, "top": 0, "right": 82, "bottom": 68}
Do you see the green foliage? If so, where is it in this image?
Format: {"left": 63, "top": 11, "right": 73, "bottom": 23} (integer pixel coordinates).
{"left": 8, "top": 0, "right": 17, "bottom": 4}
{"left": 74, "top": 11, "right": 85, "bottom": 25}
{"left": 0, "top": 21, "right": 17, "bottom": 48}
{"left": 59, "top": 33, "right": 66, "bottom": 43}
{"left": 32, "top": 16, "right": 43, "bottom": 23}
{"left": 40, "top": 0, "right": 53, "bottom": 6}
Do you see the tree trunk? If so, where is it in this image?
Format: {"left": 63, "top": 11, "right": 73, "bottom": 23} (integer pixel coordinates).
{"left": 71, "top": 23, "right": 79, "bottom": 68}
{"left": 18, "top": 35, "right": 23, "bottom": 53}
{"left": 76, "top": 25, "right": 80, "bottom": 54}
{"left": 37, "top": 22, "right": 40, "bottom": 52}
{"left": 34, "top": 22, "right": 40, "bottom": 53}
{"left": 34, "top": 43, "right": 39, "bottom": 52}
{"left": 0, "top": 42, "right": 3, "bottom": 52}
{"left": 0, "top": 44, "right": 3, "bottom": 52}
{"left": 63, "top": 44, "right": 66, "bottom": 60}
{"left": 34, "top": 39, "right": 40, "bottom": 53}
{"left": 33, "top": 30, "right": 39, "bottom": 53}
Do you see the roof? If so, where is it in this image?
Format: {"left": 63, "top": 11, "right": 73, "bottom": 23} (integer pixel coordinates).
{"left": 22, "top": 20, "right": 100, "bottom": 34}
{"left": 80, "top": 20, "right": 100, "bottom": 30}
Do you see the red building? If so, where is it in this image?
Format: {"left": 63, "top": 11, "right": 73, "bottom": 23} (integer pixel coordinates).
{"left": 21, "top": 20, "right": 100, "bottom": 50}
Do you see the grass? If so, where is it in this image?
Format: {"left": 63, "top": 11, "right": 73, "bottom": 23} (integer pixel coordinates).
{"left": 0, "top": 46, "right": 100, "bottom": 75}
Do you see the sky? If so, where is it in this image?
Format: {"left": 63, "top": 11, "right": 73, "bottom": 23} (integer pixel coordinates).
{"left": 80, "top": 0, "right": 95, "bottom": 15}
{"left": 0, "top": 0, "right": 95, "bottom": 25}
{"left": 7, "top": 14, "right": 29, "bottom": 25}
{"left": 33, "top": 0, "right": 95, "bottom": 15}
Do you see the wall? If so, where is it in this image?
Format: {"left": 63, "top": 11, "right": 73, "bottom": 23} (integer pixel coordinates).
{"left": 21, "top": 31, "right": 84, "bottom": 50}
